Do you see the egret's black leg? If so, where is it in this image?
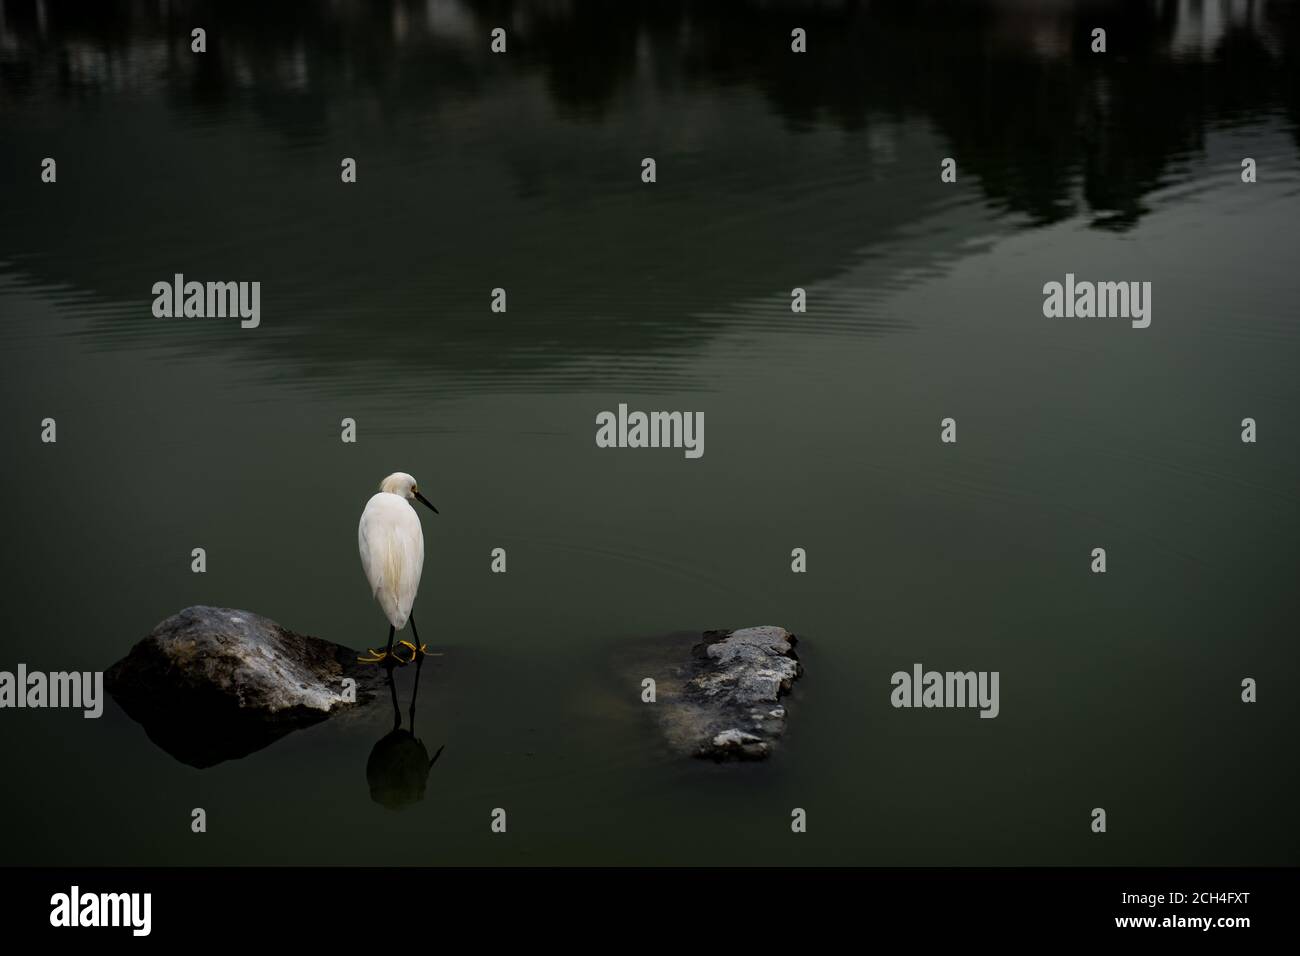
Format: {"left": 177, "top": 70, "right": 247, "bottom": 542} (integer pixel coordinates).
{"left": 383, "top": 624, "right": 396, "bottom": 670}
{"left": 388, "top": 609, "right": 442, "bottom": 666}
{"left": 408, "top": 612, "right": 424, "bottom": 655}
{"left": 358, "top": 624, "right": 399, "bottom": 665}
{"left": 389, "top": 611, "right": 424, "bottom": 666}
{"left": 409, "top": 649, "right": 423, "bottom": 729}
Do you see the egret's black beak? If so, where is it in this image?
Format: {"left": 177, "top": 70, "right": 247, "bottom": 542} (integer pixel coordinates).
{"left": 414, "top": 492, "right": 439, "bottom": 514}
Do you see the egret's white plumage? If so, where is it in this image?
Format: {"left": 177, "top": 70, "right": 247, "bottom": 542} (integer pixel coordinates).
{"left": 359, "top": 472, "right": 427, "bottom": 630}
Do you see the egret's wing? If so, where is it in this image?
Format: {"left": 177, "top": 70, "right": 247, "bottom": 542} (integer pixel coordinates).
{"left": 359, "top": 494, "right": 425, "bottom": 629}
{"left": 358, "top": 500, "right": 383, "bottom": 594}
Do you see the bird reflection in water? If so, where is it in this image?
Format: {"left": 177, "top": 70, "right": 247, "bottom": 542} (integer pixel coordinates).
{"left": 366, "top": 654, "right": 444, "bottom": 810}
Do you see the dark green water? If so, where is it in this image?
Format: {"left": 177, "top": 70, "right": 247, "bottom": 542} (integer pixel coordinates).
{"left": 1, "top": 0, "right": 1297, "bottom": 865}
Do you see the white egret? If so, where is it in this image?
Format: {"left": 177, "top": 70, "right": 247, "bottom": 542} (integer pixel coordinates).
{"left": 358, "top": 472, "right": 438, "bottom": 666}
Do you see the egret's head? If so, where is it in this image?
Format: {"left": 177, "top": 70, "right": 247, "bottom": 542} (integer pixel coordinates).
{"left": 379, "top": 472, "right": 438, "bottom": 514}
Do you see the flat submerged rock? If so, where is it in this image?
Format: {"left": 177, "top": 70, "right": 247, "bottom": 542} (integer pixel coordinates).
{"left": 106, "top": 605, "right": 384, "bottom": 768}
{"left": 651, "top": 626, "right": 802, "bottom": 761}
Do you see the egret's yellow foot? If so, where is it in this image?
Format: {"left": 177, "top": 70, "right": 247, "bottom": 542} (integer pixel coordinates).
{"left": 357, "top": 648, "right": 394, "bottom": 664}
{"left": 391, "top": 640, "right": 426, "bottom": 665}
